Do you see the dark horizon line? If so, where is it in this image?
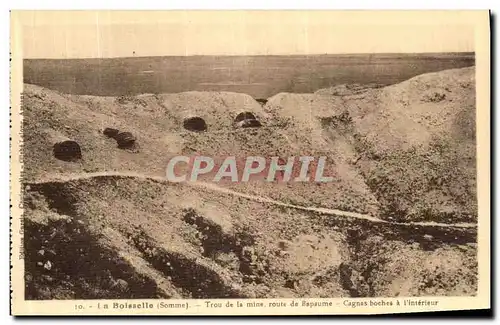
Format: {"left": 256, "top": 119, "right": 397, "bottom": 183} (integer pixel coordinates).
{"left": 23, "top": 51, "right": 475, "bottom": 61}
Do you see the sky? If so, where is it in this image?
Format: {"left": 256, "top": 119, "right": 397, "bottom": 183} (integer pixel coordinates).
{"left": 14, "top": 11, "right": 478, "bottom": 59}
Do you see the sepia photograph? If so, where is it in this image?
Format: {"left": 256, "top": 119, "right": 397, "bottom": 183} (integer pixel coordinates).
{"left": 10, "top": 10, "right": 490, "bottom": 315}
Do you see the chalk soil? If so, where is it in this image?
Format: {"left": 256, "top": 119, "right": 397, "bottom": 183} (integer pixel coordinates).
{"left": 21, "top": 67, "right": 477, "bottom": 299}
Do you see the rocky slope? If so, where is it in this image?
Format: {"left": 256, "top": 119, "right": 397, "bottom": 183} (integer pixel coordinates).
{"left": 21, "top": 67, "right": 477, "bottom": 299}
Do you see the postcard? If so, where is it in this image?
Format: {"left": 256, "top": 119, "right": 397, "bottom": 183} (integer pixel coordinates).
{"left": 10, "top": 10, "right": 490, "bottom": 315}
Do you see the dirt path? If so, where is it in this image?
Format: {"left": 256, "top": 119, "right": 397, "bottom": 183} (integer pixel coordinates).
{"left": 25, "top": 171, "right": 476, "bottom": 230}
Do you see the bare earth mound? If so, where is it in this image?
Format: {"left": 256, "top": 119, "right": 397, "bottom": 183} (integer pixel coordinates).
{"left": 21, "top": 67, "right": 477, "bottom": 299}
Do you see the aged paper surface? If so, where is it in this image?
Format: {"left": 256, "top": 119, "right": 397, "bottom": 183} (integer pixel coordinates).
{"left": 10, "top": 10, "right": 490, "bottom": 315}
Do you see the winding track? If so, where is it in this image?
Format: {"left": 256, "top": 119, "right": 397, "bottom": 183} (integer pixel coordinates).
{"left": 25, "top": 171, "right": 477, "bottom": 230}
